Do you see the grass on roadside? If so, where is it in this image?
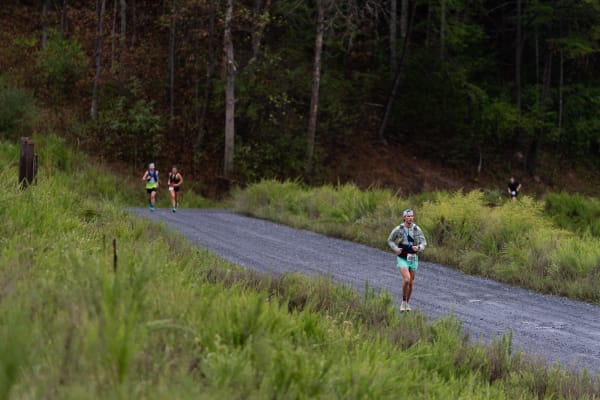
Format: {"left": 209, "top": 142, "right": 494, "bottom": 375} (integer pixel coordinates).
{"left": 2, "top": 139, "right": 600, "bottom": 399}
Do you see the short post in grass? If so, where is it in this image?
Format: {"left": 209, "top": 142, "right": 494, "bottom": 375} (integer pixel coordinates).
{"left": 113, "top": 238, "right": 118, "bottom": 273}
{"left": 19, "top": 137, "right": 37, "bottom": 189}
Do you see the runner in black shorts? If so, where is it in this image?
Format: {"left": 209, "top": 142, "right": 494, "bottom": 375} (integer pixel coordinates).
{"left": 167, "top": 165, "right": 183, "bottom": 212}
{"left": 142, "top": 162, "right": 159, "bottom": 211}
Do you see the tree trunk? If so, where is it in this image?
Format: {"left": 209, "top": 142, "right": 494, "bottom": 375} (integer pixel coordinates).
{"left": 400, "top": 0, "right": 408, "bottom": 39}
{"left": 390, "top": 0, "right": 397, "bottom": 72}
{"left": 425, "top": 0, "right": 431, "bottom": 46}
{"left": 91, "top": 0, "right": 107, "bottom": 120}
{"left": 249, "top": 0, "right": 271, "bottom": 64}
{"left": 223, "top": 0, "right": 235, "bottom": 178}
{"left": 306, "top": 0, "right": 325, "bottom": 173}
{"left": 60, "top": 0, "right": 68, "bottom": 35}
{"left": 558, "top": 48, "right": 564, "bottom": 132}
{"left": 197, "top": 0, "right": 217, "bottom": 154}
{"left": 535, "top": 28, "right": 539, "bottom": 85}
{"left": 41, "top": 0, "right": 49, "bottom": 49}
{"left": 111, "top": 0, "right": 117, "bottom": 71}
{"left": 119, "top": 0, "right": 127, "bottom": 92}
{"left": 527, "top": 51, "right": 553, "bottom": 176}
{"left": 377, "top": 0, "right": 417, "bottom": 143}
{"left": 440, "top": 0, "right": 446, "bottom": 60}
{"left": 168, "top": 0, "right": 177, "bottom": 129}
{"left": 515, "top": 0, "right": 522, "bottom": 115}
{"left": 130, "top": 0, "right": 137, "bottom": 46}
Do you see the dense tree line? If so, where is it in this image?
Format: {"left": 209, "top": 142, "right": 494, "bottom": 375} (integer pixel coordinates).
{"left": 1, "top": 0, "right": 599, "bottom": 182}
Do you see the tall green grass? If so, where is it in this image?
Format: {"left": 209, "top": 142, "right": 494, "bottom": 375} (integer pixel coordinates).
{"left": 544, "top": 192, "right": 600, "bottom": 237}
{"left": 2, "top": 141, "right": 600, "bottom": 399}
{"left": 233, "top": 180, "right": 600, "bottom": 303}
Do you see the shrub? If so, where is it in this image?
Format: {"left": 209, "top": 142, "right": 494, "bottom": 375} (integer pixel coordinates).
{"left": 0, "top": 81, "right": 37, "bottom": 140}
{"left": 36, "top": 30, "right": 87, "bottom": 102}
{"left": 544, "top": 192, "right": 600, "bottom": 237}
{"left": 94, "top": 83, "right": 163, "bottom": 164}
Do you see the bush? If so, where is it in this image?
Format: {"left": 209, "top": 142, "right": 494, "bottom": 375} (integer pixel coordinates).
{"left": 36, "top": 30, "right": 87, "bottom": 102}
{"left": 0, "top": 81, "right": 37, "bottom": 140}
{"left": 544, "top": 192, "right": 600, "bottom": 237}
{"left": 94, "top": 82, "right": 163, "bottom": 164}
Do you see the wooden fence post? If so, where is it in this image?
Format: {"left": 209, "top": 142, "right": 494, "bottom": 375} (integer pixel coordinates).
{"left": 19, "top": 137, "right": 36, "bottom": 189}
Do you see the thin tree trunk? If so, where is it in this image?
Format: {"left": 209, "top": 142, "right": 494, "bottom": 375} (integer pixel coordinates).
{"left": 535, "top": 28, "right": 539, "bottom": 85}
{"left": 400, "top": 0, "right": 408, "bottom": 39}
{"left": 527, "top": 51, "right": 553, "bottom": 176}
{"left": 558, "top": 48, "right": 564, "bottom": 132}
{"left": 390, "top": 0, "right": 397, "bottom": 72}
{"left": 223, "top": 0, "right": 235, "bottom": 178}
{"left": 515, "top": 0, "right": 522, "bottom": 115}
{"left": 131, "top": 0, "right": 137, "bottom": 46}
{"left": 425, "top": 0, "right": 431, "bottom": 46}
{"left": 60, "top": 0, "right": 68, "bottom": 35}
{"left": 377, "top": 0, "right": 417, "bottom": 143}
{"left": 249, "top": 0, "right": 271, "bottom": 64}
{"left": 197, "top": 0, "right": 217, "bottom": 153}
{"left": 119, "top": 0, "right": 127, "bottom": 92}
{"left": 110, "top": 0, "right": 117, "bottom": 71}
{"left": 41, "top": 0, "right": 49, "bottom": 49}
{"left": 440, "top": 0, "right": 446, "bottom": 60}
{"left": 306, "top": 0, "right": 325, "bottom": 173}
{"left": 168, "top": 0, "right": 177, "bottom": 129}
{"left": 91, "top": 0, "right": 107, "bottom": 119}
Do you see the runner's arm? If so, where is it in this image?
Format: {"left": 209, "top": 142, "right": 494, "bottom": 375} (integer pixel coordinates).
{"left": 415, "top": 227, "right": 427, "bottom": 252}
{"left": 387, "top": 227, "right": 404, "bottom": 254}
{"left": 176, "top": 173, "right": 183, "bottom": 187}
{"left": 142, "top": 171, "right": 148, "bottom": 181}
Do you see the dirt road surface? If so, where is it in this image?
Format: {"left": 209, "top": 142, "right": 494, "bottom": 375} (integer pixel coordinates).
{"left": 130, "top": 208, "right": 600, "bottom": 373}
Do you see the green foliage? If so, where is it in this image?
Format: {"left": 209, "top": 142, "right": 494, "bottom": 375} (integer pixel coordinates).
{"left": 544, "top": 192, "right": 600, "bottom": 237}
{"left": 234, "top": 180, "right": 600, "bottom": 303}
{"left": 35, "top": 30, "right": 87, "bottom": 102}
{"left": 0, "top": 80, "right": 37, "bottom": 140}
{"left": 94, "top": 80, "right": 163, "bottom": 164}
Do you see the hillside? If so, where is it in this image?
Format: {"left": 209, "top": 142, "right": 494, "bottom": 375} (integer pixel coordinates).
{"left": 1, "top": 1, "right": 599, "bottom": 195}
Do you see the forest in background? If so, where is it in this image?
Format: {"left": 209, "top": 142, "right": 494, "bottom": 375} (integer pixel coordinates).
{"left": 1, "top": 0, "right": 599, "bottom": 194}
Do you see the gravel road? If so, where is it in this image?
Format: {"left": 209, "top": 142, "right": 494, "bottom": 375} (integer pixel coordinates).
{"left": 130, "top": 208, "right": 600, "bottom": 373}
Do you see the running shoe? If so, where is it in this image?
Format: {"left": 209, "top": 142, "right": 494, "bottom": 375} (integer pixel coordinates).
{"left": 399, "top": 302, "right": 407, "bottom": 312}
{"left": 150, "top": 205, "right": 155, "bottom": 212}
{"left": 172, "top": 207, "right": 176, "bottom": 213}
{"left": 405, "top": 303, "right": 412, "bottom": 311}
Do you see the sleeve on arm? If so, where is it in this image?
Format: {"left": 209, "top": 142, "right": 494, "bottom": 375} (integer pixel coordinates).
{"left": 417, "top": 227, "right": 427, "bottom": 251}
{"left": 387, "top": 227, "right": 401, "bottom": 252}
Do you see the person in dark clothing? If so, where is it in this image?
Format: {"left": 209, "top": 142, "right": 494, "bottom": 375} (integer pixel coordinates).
{"left": 167, "top": 165, "right": 183, "bottom": 212}
{"left": 507, "top": 176, "right": 522, "bottom": 200}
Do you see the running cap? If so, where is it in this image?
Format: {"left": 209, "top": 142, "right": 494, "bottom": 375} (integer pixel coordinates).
{"left": 403, "top": 209, "right": 413, "bottom": 217}
{"left": 149, "top": 162, "right": 155, "bottom": 168}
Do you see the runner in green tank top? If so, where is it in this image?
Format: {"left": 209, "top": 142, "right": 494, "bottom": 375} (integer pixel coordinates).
{"left": 141, "top": 162, "right": 159, "bottom": 211}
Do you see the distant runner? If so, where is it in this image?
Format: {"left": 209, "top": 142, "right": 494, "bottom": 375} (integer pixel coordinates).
{"left": 507, "top": 176, "right": 522, "bottom": 201}
{"left": 142, "top": 162, "right": 159, "bottom": 211}
{"left": 387, "top": 209, "right": 427, "bottom": 312}
{"left": 167, "top": 165, "right": 183, "bottom": 212}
